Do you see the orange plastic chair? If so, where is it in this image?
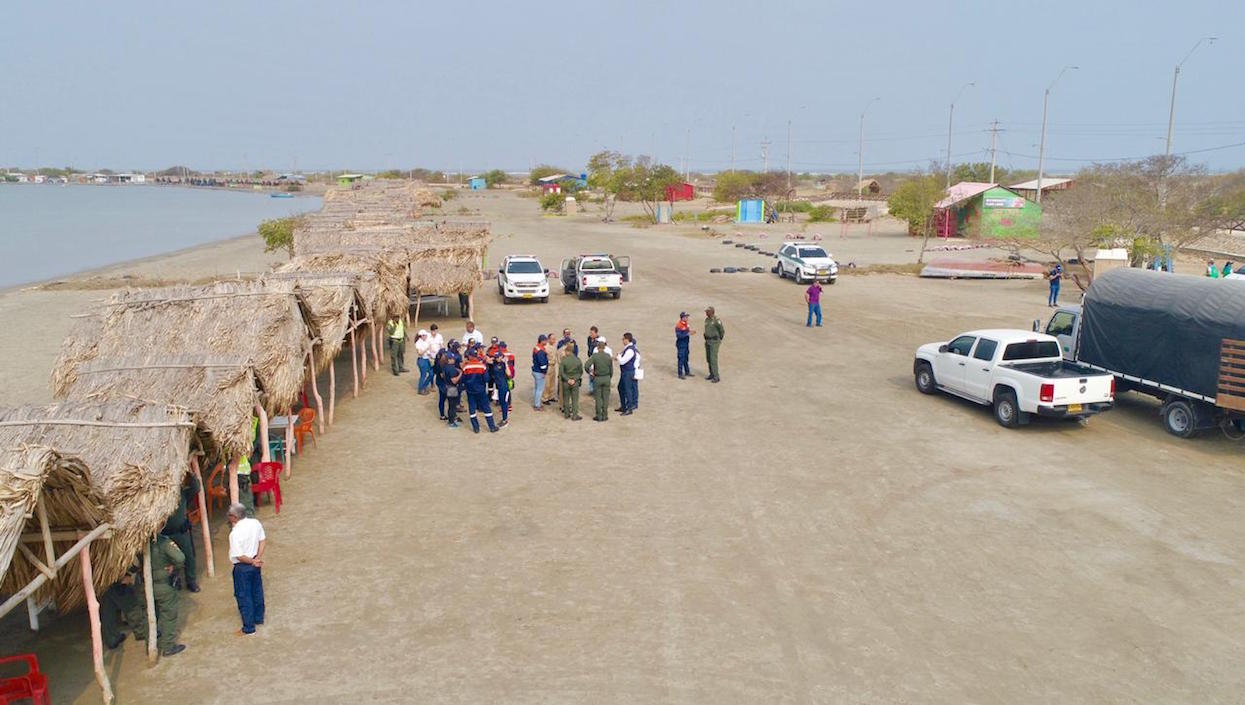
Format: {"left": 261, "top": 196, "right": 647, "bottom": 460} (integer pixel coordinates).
{"left": 0, "top": 653, "right": 50, "bottom": 705}
{"left": 250, "top": 462, "right": 283, "bottom": 515}
{"left": 294, "top": 408, "right": 317, "bottom": 452}
{"left": 205, "top": 463, "right": 228, "bottom": 514}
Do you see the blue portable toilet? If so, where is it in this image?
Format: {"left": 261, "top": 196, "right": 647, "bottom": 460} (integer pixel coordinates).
{"left": 737, "top": 199, "right": 764, "bottom": 224}
{"left": 468, "top": 176, "right": 486, "bottom": 190}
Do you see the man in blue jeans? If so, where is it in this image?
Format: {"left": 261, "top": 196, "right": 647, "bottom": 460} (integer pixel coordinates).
{"left": 805, "top": 280, "right": 823, "bottom": 327}
{"left": 1047, "top": 263, "right": 1062, "bottom": 307}
{"left": 227, "top": 502, "right": 266, "bottom": 636}
{"left": 531, "top": 335, "right": 549, "bottom": 411}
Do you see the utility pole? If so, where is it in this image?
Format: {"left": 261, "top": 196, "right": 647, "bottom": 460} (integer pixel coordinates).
{"left": 730, "top": 125, "right": 736, "bottom": 172}
{"left": 857, "top": 97, "right": 880, "bottom": 203}
{"left": 988, "top": 120, "right": 1001, "bottom": 184}
{"left": 760, "top": 138, "right": 771, "bottom": 174}
{"left": 946, "top": 82, "right": 975, "bottom": 188}
{"left": 1166, "top": 37, "right": 1216, "bottom": 156}
{"left": 786, "top": 120, "right": 792, "bottom": 191}
{"left": 1036, "top": 66, "right": 1077, "bottom": 205}
{"left": 683, "top": 127, "right": 691, "bottom": 181}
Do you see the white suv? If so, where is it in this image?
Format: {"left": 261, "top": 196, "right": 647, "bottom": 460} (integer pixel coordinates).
{"left": 776, "top": 241, "right": 838, "bottom": 284}
{"left": 497, "top": 255, "right": 550, "bottom": 304}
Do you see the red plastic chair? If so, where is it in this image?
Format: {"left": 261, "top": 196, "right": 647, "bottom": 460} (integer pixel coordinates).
{"left": 0, "top": 654, "right": 49, "bottom": 705}
{"left": 205, "top": 462, "right": 228, "bottom": 514}
{"left": 293, "top": 408, "right": 317, "bottom": 453}
{"left": 251, "top": 462, "right": 283, "bottom": 515}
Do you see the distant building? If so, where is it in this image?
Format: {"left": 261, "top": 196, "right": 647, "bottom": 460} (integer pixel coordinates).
{"left": 537, "top": 173, "right": 587, "bottom": 190}
{"left": 3, "top": 173, "right": 28, "bottom": 183}
{"left": 277, "top": 173, "right": 307, "bottom": 183}
{"left": 665, "top": 183, "right": 695, "bottom": 202}
{"left": 933, "top": 182, "right": 1041, "bottom": 239}
{"left": 337, "top": 173, "right": 365, "bottom": 186}
{"left": 1009, "top": 177, "right": 1073, "bottom": 202}
{"left": 115, "top": 173, "right": 146, "bottom": 184}
{"left": 468, "top": 176, "right": 487, "bottom": 190}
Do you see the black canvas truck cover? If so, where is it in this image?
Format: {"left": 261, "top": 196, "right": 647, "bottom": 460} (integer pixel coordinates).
{"left": 1080, "top": 268, "right": 1245, "bottom": 401}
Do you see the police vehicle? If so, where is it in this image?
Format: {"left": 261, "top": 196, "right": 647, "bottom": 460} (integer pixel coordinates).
{"left": 775, "top": 241, "right": 838, "bottom": 285}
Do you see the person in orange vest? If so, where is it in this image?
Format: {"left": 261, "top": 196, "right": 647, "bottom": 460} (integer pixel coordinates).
{"left": 462, "top": 344, "right": 500, "bottom": 433}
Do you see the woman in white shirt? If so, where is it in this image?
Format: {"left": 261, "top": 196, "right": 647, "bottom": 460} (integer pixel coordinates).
{"left": 414, "top": 330, "right": 433, "bottom": 394}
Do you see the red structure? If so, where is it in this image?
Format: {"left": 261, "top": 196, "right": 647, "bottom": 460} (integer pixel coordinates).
{"left": 665, "top": 183, "right": 694, "bottom": 202}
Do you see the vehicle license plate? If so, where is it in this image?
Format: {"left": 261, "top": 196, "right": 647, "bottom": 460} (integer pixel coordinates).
{"left": 598, "top": 286, "right": 608, "bottom": 292}
{"left": 817, "top": 269, "right": 827, "bottom": 275}
{"left": 523, "top": 294, "right": 533, "bottom": 298}
{"left": 1067, "top": 404, "right": 1083, "bottom": 413}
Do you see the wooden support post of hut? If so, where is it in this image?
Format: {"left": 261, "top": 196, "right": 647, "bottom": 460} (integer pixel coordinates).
{"left": 307, "top": 348, "right": 325, "bottom": 434}
{"left": 328, "top": 349, "right": 336, "bottom": 425}
{"left": 142, "top": 541, "right": 157, "bottom": 662}
{"left": 256, "top": 405, "right": 270, "bottom": 463}
{"left": 189, "top": 455, "right": 214, "bottom": 578}
{"left": 78, "top": 539, "right": 114, "bottom": 705}
{"left": 350, "top": 327, "right": 360, "bottom": 397}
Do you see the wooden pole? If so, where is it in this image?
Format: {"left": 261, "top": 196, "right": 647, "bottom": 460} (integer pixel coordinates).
{"left": 328, "top": 358, "right": 336, "bottom": 425}
{"left": 36, "top": 496, "right": 55, "bottom": 569}
{"left": 190, "top": 456, "right": 213, "bottom": 579}
{"left": 413, "top": 294, "right": 423, "bottom": 332}
{"left": 228, "top": 457, "right": 239, "bottom": 504}
{"left": 468, "top": 291, "right": 475, "bottom": 321}
{"left": 372, "top": 324, "right": 381, "bottom": 371}
{"left": 308, "top": 350, "right": 325, "bottom": 434}
{"left": 255, "top": 405, "right": 270, "bottom": 463}
{"left": 284, "top": 407, "right": 293, "bottom": 479}
{"left": 350, "top": 328, "right": 359, "bottom": 398}
{"left": 142, "top": 542, "right": 157, "bottom": 663}
{"left": 78, "top": 540, "right": 114, "bottom": 705}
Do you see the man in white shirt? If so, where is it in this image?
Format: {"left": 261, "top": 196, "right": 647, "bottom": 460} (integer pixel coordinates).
{"left": 428, "top": 323, "right": 444, "bottom": 356}
{"left": 227, "top": 503, "right": 266, "bottom": 636}
{"left": 616, "top": 333, "right": 639, "bottom": 415}
{"left": 415, "top": 329, "right": 434, "bottom": 395}
{"left": 462, "top": 320, "right": 485, "bottom": 348}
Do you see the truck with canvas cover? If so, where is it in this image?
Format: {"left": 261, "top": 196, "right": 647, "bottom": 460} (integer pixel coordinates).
{"left": 1039, "top": 267, "right": 1245, "bottom": 438}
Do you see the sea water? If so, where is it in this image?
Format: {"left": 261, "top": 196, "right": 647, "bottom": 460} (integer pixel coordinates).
{"left": 0, "top": 184, "right": 321, "bottom": 289}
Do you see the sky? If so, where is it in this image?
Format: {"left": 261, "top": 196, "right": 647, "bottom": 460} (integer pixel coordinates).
{"left": 2, "top": 0, "right": 1243, "bottom": 176}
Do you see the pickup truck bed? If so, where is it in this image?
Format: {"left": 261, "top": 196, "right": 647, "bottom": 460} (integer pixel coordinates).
{"left": 1008, "top": 361, "right": 1101, "bottom": 379}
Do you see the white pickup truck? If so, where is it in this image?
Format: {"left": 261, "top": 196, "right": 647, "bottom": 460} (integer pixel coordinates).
{"left": 497, "top": 255, "right": 550, "bottom": 304}
{"left": 913, "top": 329, "right": 1115, "bottom": 427}
{"left": 560, "top": 254, "right": 630, "bottom": 300}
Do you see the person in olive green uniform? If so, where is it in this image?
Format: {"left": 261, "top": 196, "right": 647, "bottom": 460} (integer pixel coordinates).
{"left": 703, "top": 306, "right": 725, "bottom": 383}
{"left": 386, "top": 314, "right": 408, "bottom": 376}
{"left": 160, "top": 473, "right": 201, "bottom": 592}
{"left": 100, "top": 567, "right": 140, "bottom": 649}
{"left": 129, "top": 536, "right": 188, "bottom": 657}
{"left": 586, "top": 342, "right": 614, "bottom": 421}
{"left": 559, "top": 346, "right": 584, "bottom": 420}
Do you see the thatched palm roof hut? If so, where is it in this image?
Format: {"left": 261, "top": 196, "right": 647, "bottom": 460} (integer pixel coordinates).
{"left": 63, "top": 354, "right": 260, "bottom": 459}
{"left": 0, "top": 400, "right": 195, "bottom": 610}
{"left": 52, "top": 280, "right": 316, "bottom": 417}
{"left": 278, "top": 252, "right": 407, "bottom": 321}
{"left": 408, "top": 243, "right": 487, "bottom": 295}
{"left": 0, "top": 446, "right": 105, "bottom": 599}
{"left": 262, "top": 273, "right": 367, "bottom": 373}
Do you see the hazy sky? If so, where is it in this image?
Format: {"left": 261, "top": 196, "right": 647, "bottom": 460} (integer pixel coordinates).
{"left": 3, "top": 1, "right": 1243, "bottom": 175}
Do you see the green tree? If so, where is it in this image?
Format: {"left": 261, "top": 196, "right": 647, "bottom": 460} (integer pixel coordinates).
{"left": 258, "top": 216, "right": 303, "bottom": 257}
{"left": 611, "top": 157, "right": 681, "bottom": 223}
{"left": 586, "top": 150, "right": 629, "bottom": 220}
{"left": 712, "top": 170, "right": 790, "bottom": 204}
{"left": 887, "top": 172, "right": 946, "bottom": 262}
{"left": 529, "top": 164, "right": 566, "bottom": 185}
{"left": 483, "top": 169, "right": 508, "bottom": 187}
{"left": 377, "top": 170, "right": 406, "bottom": 179}
{"left": 540, "top": 191, "right": 564, "bottom": 213}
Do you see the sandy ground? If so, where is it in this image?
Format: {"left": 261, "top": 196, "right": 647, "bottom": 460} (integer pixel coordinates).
{"left": 2, "top": 192, "right": 1243, "bottom": 704}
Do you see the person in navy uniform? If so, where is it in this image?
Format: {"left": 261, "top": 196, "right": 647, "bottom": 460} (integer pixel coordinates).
{"left": 616, "top": 332, "right": 639, "bottom": 416}
{"left": 462, "top": 344, "right": 499, "bottom": 433}
{"left": 491, "top": 344, "right": 512, "bottom": 428}
{"left": 531, "top": 335, "right": 550, "bottom": 411}
{"left": 441, "top": 342, "right": 464, "bottom": 428}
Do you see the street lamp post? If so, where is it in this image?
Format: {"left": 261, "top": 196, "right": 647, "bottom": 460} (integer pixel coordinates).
{"left": 857, "top": 97, "right": 880, "bottom": 202}
{"left": 1165, "top": 37, "right": 1216, "bottom": 156}
{"left": 945, "top": 82, "right": 975, "bottom": 188}
{"left": 1036, "top": 66, "right": 1078, "bottom": 205}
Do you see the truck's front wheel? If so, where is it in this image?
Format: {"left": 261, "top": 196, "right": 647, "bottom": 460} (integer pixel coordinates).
{"left": 1161, "top": 399, "right": 1197, "bottom": 438}
{"left": 914, "top": 362, "right": 936, "bottom": 394}
{"left": 993, "top": 390, "right": 1021, "bottom": 428}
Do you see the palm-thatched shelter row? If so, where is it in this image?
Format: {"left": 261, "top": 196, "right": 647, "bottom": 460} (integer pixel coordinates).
{"left": 0, "top": 180, "right": 483, "bottom": 703}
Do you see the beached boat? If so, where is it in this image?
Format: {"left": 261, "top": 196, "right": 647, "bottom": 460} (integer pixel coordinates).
{"left": 270, "top": 192, "right": 295, "bottom": 198}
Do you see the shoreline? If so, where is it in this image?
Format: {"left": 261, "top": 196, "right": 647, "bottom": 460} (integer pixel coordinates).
{"left": 1, "top": 231, "right": 265, "bottom": 296}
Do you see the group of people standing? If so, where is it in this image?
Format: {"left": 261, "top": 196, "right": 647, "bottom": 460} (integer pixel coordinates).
{"left": 532, "top": 327, "right": 642, "bottom": 421}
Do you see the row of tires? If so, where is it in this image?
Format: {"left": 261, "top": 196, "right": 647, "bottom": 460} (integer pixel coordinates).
{"left": 709, "top": 267, "right": 767, "bottom": 274}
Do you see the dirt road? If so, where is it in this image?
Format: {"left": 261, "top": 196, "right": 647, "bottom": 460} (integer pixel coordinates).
{"left": 5, "top": 192, "right": 1243, "bottom": 704}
